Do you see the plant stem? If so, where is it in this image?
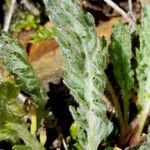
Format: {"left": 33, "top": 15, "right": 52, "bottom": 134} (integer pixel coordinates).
{"left": 30, "top": 106, "right": 37, "bottom": 136}
{"left": 108, "top": 80, "right": 127, "bottom": 136}
{"left": 138, "top": 0, "right": 144, "bottom": 7}
{"left": 123, "top": 95, "right": 130, "bottom": 126}
{"left": 39, "top": 129, "right": 47, "bottom": 146}
{"left": 3, "top": 0, "right": 16, "bottom": 32}
{"left": 103, "top": 0, "right": 135, "bottom": 28}
{"left": 62, "top": 138, "right": 68, "bottom": 150}
{"left": 129, "top": 101, "right": 150, "bottom": 145}
{"left": 18, "top": 93, "right": 27, "bottom": 103}
{"left": 128, "top": 0, "right": 133, "bottom": 12}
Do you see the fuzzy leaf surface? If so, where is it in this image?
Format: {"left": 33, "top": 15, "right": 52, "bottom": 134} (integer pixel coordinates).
{"left": 7, "top": 123, "right": 45, "bottom": 150}
{"left": 44, "top": 0, "right": 113, "bottom": 149}
{"left": 136, "top": 4, "right": 150, "bottom": 107}
{"left": 0, "top": 32, "right": 47, "bottom": 119}
{"left": 129, "top": 4, "right": 150, "bottom": 142}
{"left": 109, "top": 22, "right": 134, "bottom": 121}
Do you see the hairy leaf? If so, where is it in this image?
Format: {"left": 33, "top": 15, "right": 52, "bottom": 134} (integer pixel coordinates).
{"left": 44, "top": 0, "right": 113, "bottom": 149}
{"left": 0, "top": 122, "right": 45, "bottom": 150}
{"left": 0, "top": 75, "right": 23, "bottom": 123}
{"left": 7, "top": 123, "right": 45, "bottom": 150}
{"left": 132, "top": 4, "right": 150, "bottom": 141}
{"left": 109, "top": 22, "right": 134, "bottom": 122}
{"left": 136, "top": 4, "right": 150, "bottom": 107}
{"left": 0, "top": 32, "right": 47, "bottom": 120}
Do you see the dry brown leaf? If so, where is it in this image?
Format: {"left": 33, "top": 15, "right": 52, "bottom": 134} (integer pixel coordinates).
{"left": 96, "top": 17, "right": 124, "bottom": 42}
{"left": 29, "top": 39, "right": 64, "bottom": 89}
{"left": 17, "top": 17, "right": 124, "bottom": 88}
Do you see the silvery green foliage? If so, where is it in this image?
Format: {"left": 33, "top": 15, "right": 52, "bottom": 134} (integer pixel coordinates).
{"left": 0, "top": 32, "right": 46, "bottom": 149}
{"left": 44, "top": 0, "right": 113, "bottom": 149}
{"left": 0, "top": 32, "right": 46, "bottom": 101}
{"left": 136, "top": 4, "right": 150, "bottom": 111}
{"left": 0, "top": 32, "right": 47, "bottom": 121}
{"left": 109, "top": 22, "right": 134, "bottom": 122}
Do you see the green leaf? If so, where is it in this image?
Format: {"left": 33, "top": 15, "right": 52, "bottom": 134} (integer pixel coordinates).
{"left": 0, "top": 125, "right": 17, "bottom": 141}
{"left": 0, "top": 48, "right": 46, "bottom": 149}
{"left": 130, "top": 4, "right": 150, "bottom": 142}
{"left": 44, "top": 0, "right": 113, "bottom": 149}
{"left": 104, "top": 147, "right": 113, "bottom": 150}
{"left": 13, "top": 145, "right": 32, "bottom": 150}
{"left": 11, "top": 13, "right": 40, "bottom": 32}
{"left": 0, "top": 32, "right": 47, "bottom": 121}
{"left": 109, "top": 22, "right": 134, "bottom": 122}
{"left": 136, "top": 4, "right": 150, "bottom": 107}
{"left": 70, "top": 122, "right": 80, "bottom": 140}
{"left": 0, "top": 76, "right": 25, "bottom": 144}
{"left": 73, "top": 143, "right": 83, "bottom": 150}
{"left": 30, "top": 26, "right": 56, "bottom": 43}
{"left": 0, "top": 75, "right": 24, "bottom": 123}
{"left": 6, "top": 122, "right": 45, "bottom": 150}
{"left": 0, "top": 76, "right": 20, "bottom": 100}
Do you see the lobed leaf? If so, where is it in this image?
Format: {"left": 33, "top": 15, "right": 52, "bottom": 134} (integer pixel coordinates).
{"left": 0, "top": 72, "right": 45, "bottom": 149}
{"left": 129, "top": 4, "right": 150, "bottom": 144}
{"left": 109, "top": 22, "right": 134, "bottom": 122}
{"left": 0, "top": 32, "right": 47, "bottom": 120}
{"left": 136, "top": 4, "right": 150, "bottom": 106}
{"left": 7, "top": 123, "right": 45, "bottom": 150}
{"left": 44, "top": 0, "right": 113, "bottom": 149}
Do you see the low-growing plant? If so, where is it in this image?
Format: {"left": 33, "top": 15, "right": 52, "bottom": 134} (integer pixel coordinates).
{"left": 0, "top": 32, "right": 48, "bottom": 149}
{"left": 30, "top": 25, "right": 55, "bottom": 43}
{"left": 44, "top": 0, "right": 150, "bottom": 149}
{"left": 1, "top": 0, "right": 150, "bottom": 149}
{"left": 11, "top": 12, "right": 40, "bottom": 32}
